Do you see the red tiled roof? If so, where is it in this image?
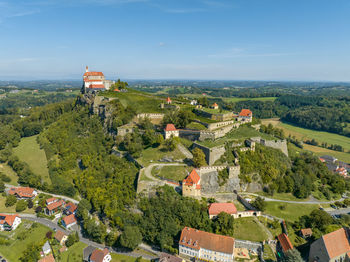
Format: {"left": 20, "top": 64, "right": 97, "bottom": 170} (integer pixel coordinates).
{"left": 114, "top": 88, "right": 120, "bottom": 92}
{"left": 62, "top": 214, "right": 76, "bottom": 226}
{"left": 66, "top": 202, "right": 77, "bottom": 213}
{"left": 46, "top": 198, "right": 57, "bottom": 204}
{"left": 9, "top": 187, "right": 35, "bottom": 198}
{"left": 38, "top": 253, "right": 55, "bottom": 262}
{"left": 47, "top": 200, "right": 64, "bottom": 211}
{"left": 83, "top": 72, "right": 104, "bottom": 77}
{"left": 0, "top": 214, "right": 19, "bottom": 226}
{"left": 183, "top": 169, "right": 200, "bottom": 186}
{"left": 165, "top": 124, "right": 177, "bottom": 131}
{"left": 319, "top": 157, "right": 326, "bottom": 163}
{"left": 90, "top": 248, "right": 110, "bottom": 262}
{"left": 212, "top": 103, "right": 218, "bottom": 107}
{"left": 54, "top": 230, "right": 67, "bottom": 242}
{"left": 300, "top": 228, "right": 312, "bottom": 236}
{"left": 180, "top": 227, "right": 234, "bottom": 254}
{"left": 323, "top": 228, "right": 350, "bottom": 259}
{"left": 239, "top": 109, "right": 252, "bottom": 117}
{"left": 89, "top": 84, "right": 105, "bottom": 89}
{"left": 166, "top": 97, "right": 172, "bottom": 102}
{"left": 208, "top": 203, "right": 237, "bottom": 216}
{"left": 277, "top": 233, "right": 293, "bottom": 253}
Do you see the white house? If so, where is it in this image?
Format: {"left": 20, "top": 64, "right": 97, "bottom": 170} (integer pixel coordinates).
{"left": 164, "top": 124, "right": 179, "bottom": 139}
{"left": 0, "top": 214, "right": 21, "bottom": 231}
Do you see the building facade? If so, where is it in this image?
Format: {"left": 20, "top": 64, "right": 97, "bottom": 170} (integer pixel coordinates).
{"left": 164, "top": 124, "right": 179, "bottom": 139}
{"left": 83, "top": 66, "right": 114, "bottom": 93}
{"left": 0, "top": 214, "right": 21, "bottom": 231}
{"left": 182, "top": 169, "right": 201, "bottom": 197}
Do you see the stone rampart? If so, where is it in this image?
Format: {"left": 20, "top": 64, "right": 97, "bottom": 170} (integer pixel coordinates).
{"left": 192, "top": 143, "right": 226, "bottom": 165}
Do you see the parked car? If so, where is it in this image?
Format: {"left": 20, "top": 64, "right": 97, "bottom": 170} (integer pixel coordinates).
{"left": 331, "top": 204, "right": 337, "bottom": 209}
{"left": 319, "top": 207, "right": 324, "bottom": 211}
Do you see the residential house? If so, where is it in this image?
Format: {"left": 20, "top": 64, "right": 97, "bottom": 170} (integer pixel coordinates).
{"left": 166, "top": 97, "right": 172, "bottom": 104}
{"left": 164, "top": 124, "right": 179, "bottom": 139}
{"left": 54, "top": 230, "right": 68, "bottom": 246}
{"left": 300, "top": 228, "right": 313, "bottom": 239}
{"left": 62, "top": 214, "right": 77, "bottom": 229}
{"left": 277, "top": 233, "right": 293, "bottom": 257}
{"left": 84, "top": 246, "right": 96, "bottom": 262}
{"left": 238, "top": 109, "right": 253, "bottom": 122}
{"left": 0, "top": 214, "right": 21, "bottom": 231}
{"left": 156, "top": 253, "right": 184, "bottom": 262}
{"left": 182, "top": 169, "right": 201, "bottom": 197}
{"left": 8, "top": 187, "right": 38, "bottom": 199}
{"left": 38, "top": 254, "right": 55, "bottom": 262}
{"left": 89, "top": 248, "right": 112, "bottom": 262}
{"left": 46, "top": 200, "right": 65, "bottom": 216}
{"left": 46, "top": 197, "right": 58, "bottom": 206}
{"left": 64, "top": 202, "right": 77, "bottom": 215}
{"left": 211, "top": 103, "right": 219, "bottom": 110}
{"left": 190, "top": 100, "right": 198, "bottom": 106}
{"left": 179, "top": 227, "right": 235, "bottom": 262}
{"left": 208, "top": 202, "right": 261, "bottom": 219}
{"left": 42, "top": 241, "right": 51, "bottom": 256}
{"left": 309, "top": 227, "right": 350, "bottom": 262}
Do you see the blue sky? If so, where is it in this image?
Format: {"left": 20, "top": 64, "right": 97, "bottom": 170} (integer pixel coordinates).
{"left": 0, "top": 0, "right": 350, "bottom": 81}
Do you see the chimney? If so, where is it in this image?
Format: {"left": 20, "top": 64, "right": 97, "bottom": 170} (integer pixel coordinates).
{"left": 85, "top": 66, "right": 89, "bottom": 72}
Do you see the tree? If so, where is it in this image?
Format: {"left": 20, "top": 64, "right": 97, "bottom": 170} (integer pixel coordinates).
{"left": 164, "top": 137, "right": 178, "bottom": 151}
{"left": 5, "top": 195, "right": 17, "bottom": 207}
{"left": 282, "top": 249, "right": 303, "bottom": 262}
{"left": 0, "top": 181, "right": 4, "bottom": 193}
{"left": 35, "top": 206, "right": 42, "bottom": 213}
{"left": 27, "top": 199, "right": 34, "bottom": 209}
{"left": 46, "top": 231, "right": 53, "bottom": 239}
{"left": 251, "top": 196, "right": 266, "bottom": 211}
{"left": 309, "top": 209, "right": 333, "bottom": 230}
{"left": 192, "top": 148, "right": 206, "bottom": 167}
{"left": 16, "top": 200, "right": 28, "bottom": 212}
{"left": 119, "top": 226, "right": 142, "bottom": 250}
{"left": 213, "top": 212, "right": 235, "bottom": 236}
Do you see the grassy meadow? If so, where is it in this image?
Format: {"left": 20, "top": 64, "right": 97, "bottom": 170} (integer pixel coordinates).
{"left": 264, "top": 202, "right": 319, "bottom": 222}
{"left": 137, "top": 145, "right": 186, "bottom": 166}
{"left": 0, "top": 163, "right": 18, "bottom": 185}
{"left": 151, "top": 165, "right": 192, "bottom": 182}
{"left": 13, "top": 135, "right": 51, "bottom": 184}
{"left": 232, "top": 217, "right": 268, "bottom": 242}
{"left": 262, "top": 118, "right": 350, "bottom": 162}
{"left": 59, "top": 241, "right": 88, "bottom": 262}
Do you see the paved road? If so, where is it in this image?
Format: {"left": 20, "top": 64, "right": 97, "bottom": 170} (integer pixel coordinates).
{"left": 5, "top": 184, "right": 79, "bottom": 204}
{"left": 239, "top": 192, "right": 344, "bottom": 204}
{"left": 15, "top": 214, "right": 158, "bottom": 260}
{"left": 327, "top": 207, "right": 350, "bottom": 216}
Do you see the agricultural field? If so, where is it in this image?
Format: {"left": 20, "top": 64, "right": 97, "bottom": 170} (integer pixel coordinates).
{"left": 262, "top": 118, "right": 350, "bottom": 162}
{"left": 13, "top": 135, "right": 51, "bottom": 184}
{"left": 232, "top": 217, "right": 268, "bottom": 242}
{"left": 151, "top": 165, "right": 192, "bottom": 182}
{"left": 0, "top": 220, "right": 50, "bottom": 261}
{"left": 264, "top": 202, "right": 319, "bottom": 222}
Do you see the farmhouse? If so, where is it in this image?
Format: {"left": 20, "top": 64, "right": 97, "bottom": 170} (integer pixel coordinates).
{"left": 8, "top": 186, "right": 38, "bottom": 199}
{"left": 277, "top": 233, "right": 293, "bottom": 257}
{"left": 82, "top": 66, "right": 114, "bottom": 93}
{"left": 164, "top": 124, "right": 179, "bottom": 139}
{"left": 62, "top": 214, "right": 77, "bottom": 229}
{"left": 208, "top": 203, "right": 261, "bottom": 219}
{"left": 179, "top": 227, "right": 235, "bottom": 262}
{"left": 309, "top": 227, "right": 350, "bottom": 262}
{"left": 0, "top": 214, "right": 21, "bottom": 231}
{"left": 238, "top": 109, "right": 253, "bottom": 122}
{"left": 182, "top": 169, "right": 201, "bottom": 197}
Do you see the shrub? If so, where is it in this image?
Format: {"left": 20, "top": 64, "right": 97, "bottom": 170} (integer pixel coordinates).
{"left": 5, "top": 195, "right": 17, "bottom": 207}
{"left": 16, "top": 200, "right": 28, "bottom": 212}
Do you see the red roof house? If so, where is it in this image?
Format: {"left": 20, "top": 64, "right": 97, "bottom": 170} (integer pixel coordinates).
{"left": 0, "top": 214, "right": 21, "bottom": 231}
{"left": 183, "top": 169, "right": 200, "bottom": 186}
{"left": 239, "top": 109, "right": 252, "bottom": 117}
{"left": 277, "top": 233, "right": 293, "bottom": 254}
{"left": 164, "top": 124, "right": 179, "bottom": 139}
{"left": 46, "top": 200, "right": 65, "bottom": 216}
{"left": 166, "top": 97, "right": 172, "bottom": 104}
{"left": 62, "top": 214, "right": 77, "bottom": 229}
{"left": 8, "top": 187, "right": 37, "bottom": 199}
{"left": 208, "top": 203, "right": 237, "bottom": 218}
{"left": 182, "top": 169, "right": 201, "bottom": 197}
{"left": 90, "top": 248, "right": 111, "bottom": 262}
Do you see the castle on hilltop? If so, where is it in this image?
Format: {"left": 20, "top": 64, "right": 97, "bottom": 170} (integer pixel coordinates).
{"left": 82, "top": 66, "right": 115, "bottom": 93}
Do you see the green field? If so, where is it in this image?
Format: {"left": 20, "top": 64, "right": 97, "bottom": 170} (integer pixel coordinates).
{"left": 0, "top": 195, "right": 35, "bottom": 214}
{"left": 186, "top": 121, "right": 207, "bottom": 130}
{"left": 137, "top": 145, "right": 186, "bottom": 166}
{"left": 151, "top": 165, "right": 192, "bottom": 182}
{"left": 262, "top": 118, "right": 350, "bottom": 162}
{"left": 264, "top": 202, "right": 319, "bottom": 222}
{"left": 111, "top": 253, "right": 149, "bottom": 262}
{"left": 232, "top": 217, "right": 268, "bottom": 242}
{"left": 13, "top": 135, "right": 51, "bottom": 184}
{"left": 199, "top": 107, "right": 230, "bottom": 114}
{"left": 0, "top": 163, "right": 18, "bottom": 185}
{"left": 59, "top": 241, "right": 88, "bottom": 262}
{"left": 222, "top": 97, "right": 277, "bottom": 103}
{"left": 0, "top": 220, "right": 50, "bottom": 261}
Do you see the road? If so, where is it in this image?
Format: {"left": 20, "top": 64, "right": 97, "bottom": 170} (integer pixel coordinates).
{"left": 327, "top": 207, "right": 350, "bottom": 216}
{"left": 239, "top": 192, "right": 344, "bottom": 204}
{"left": 5, "top": 184, "right": 79, "bottom": 204}
{"left": 17, "top": 214, "right": 158, "bottom": 260}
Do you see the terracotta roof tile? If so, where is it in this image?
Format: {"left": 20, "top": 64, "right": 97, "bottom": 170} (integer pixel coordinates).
{"left": 183, "top": 169, "right": 200, "bottom": 186}
{"left": 90, "top": 248, "right": 110, "bottom": 262}
{"left": 62, "top": 214, "right": 76, "bottom": 226}
{"left": 165, "top": 124, "right": 177, "bottom": 131}
{"left": 277, "top": 233, "right": 293, "bottom": 253}
{"left": 54, "top": 230, "right": 67, "bottom": 242}
{"left": 83, "top": 72, "right": 104, "bottom": 77}
{"left": 89, "top": 84, "right": 105, "bottom": 89}
{"left": 239, "top": 109, "right": 252, "bottom": 117}
{"left": 300, "top": 228, "right": 312, "bottom": 237}
{"left": 38, "top": 253, "right": 55, "bottom": 262}
{"left": 323, "top": 228, "right": 350, "bottom": 259}
{"left": 179, "top": 227, "right": 234, "bottom": 254}
{"left": 9, "top": 187, "right": 36, "bottom": 198}
{"left": 0, "top": 214, "right": 19, "bottom": 226}
{"left": 47, "top": 200, "right": 65, "bottom": 211}
{"left": 208, "top": 203, "right": 237, "bottom": 216}
{"left": 66, "top": 202, "right": 77, "bottom": 213}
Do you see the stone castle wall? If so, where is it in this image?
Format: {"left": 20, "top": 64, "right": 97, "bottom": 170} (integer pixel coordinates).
{"left": 137, "top": 113, "right": 165, "bottom": 119}
{"left": 192, "top": 143, "right": 226, "bottom": 165}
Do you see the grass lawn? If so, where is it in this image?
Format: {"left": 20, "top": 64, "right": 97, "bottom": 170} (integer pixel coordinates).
{"left": 262, "top": 118, "right": 350, "bottom": 162}
{"left": 152, "top": 165, "right": 192, "bottom": 182}
{"left": 13, "top": 135, "right": 51, "bottom": 184}
{"left": 256, "top": 192, "right": 308, "bottom": 202}
{"left": 232, "top": 217, "right": 268, "bottom": 242}
{"left": 199, "top": 107, "right": 230, "bottom": 114}
{"left": 0, "top": 220, "right": 50, "bottom": 261}
{"left": 258, "top": 217, "right": 282, "bottom": 238}
{"left": 137, "top": 145, "right": 186, "bottom": 166}
{"left": 111, "top": 253, "right": 149, "bottom": 262}
{"left": 59, "top": 241, "right": 87, "bottom": 262}
{"left": 0, "top": 163, "right": 18, "bottom": 185}
{"left": 264, "top": 202, "right": 319, "bottom": 222}
{"left": 186, "top": 121, "right": 207, "bottom": 130}
{"left": 0, "top": 195, "right": 35, "bottom": 214}
{"left": 263, "top": 244, "right": 276, "bottom": 262}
